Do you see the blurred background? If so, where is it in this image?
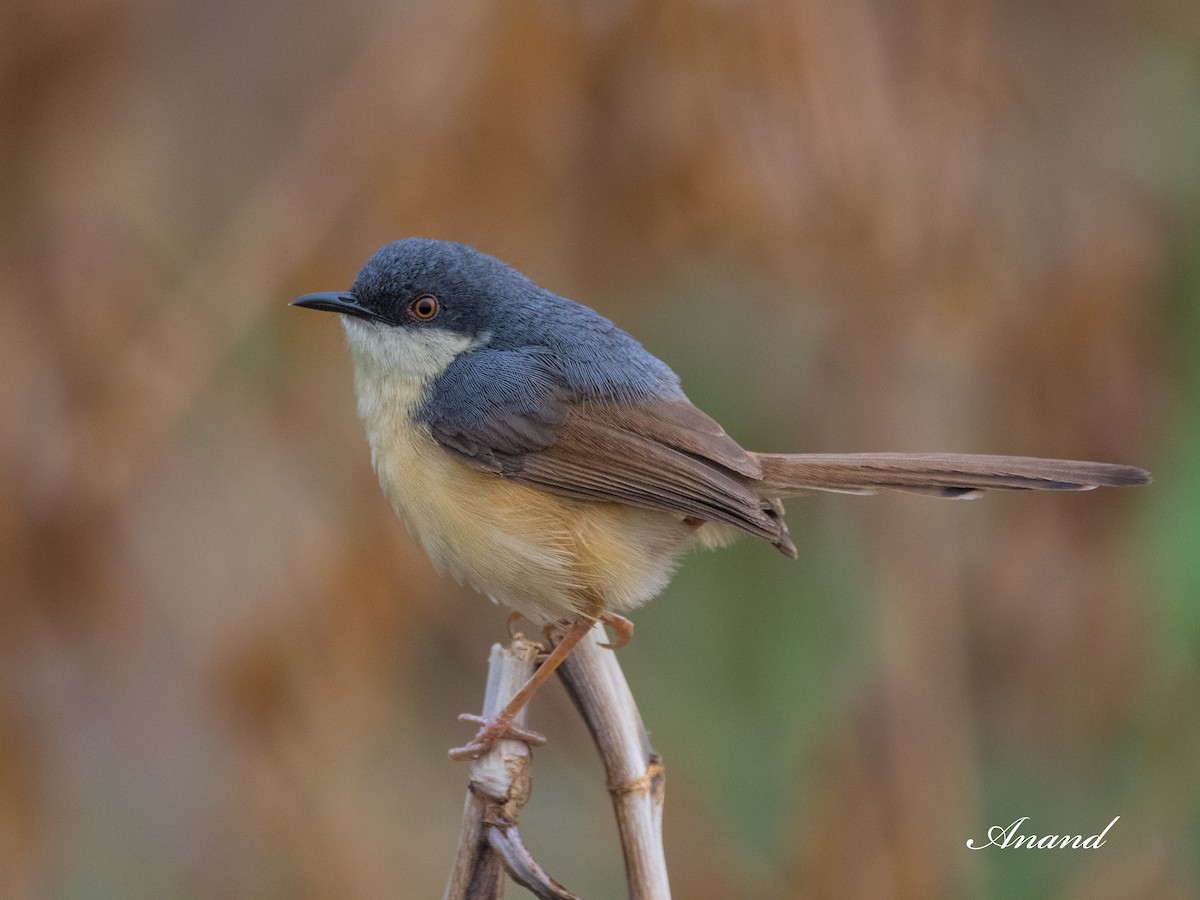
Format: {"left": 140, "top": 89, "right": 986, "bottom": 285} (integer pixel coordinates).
{"left": 1, "top": 0, "right": 1197, "bottom": 897}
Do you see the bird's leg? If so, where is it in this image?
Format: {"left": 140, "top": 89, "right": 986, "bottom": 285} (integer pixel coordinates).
{"left": 598, "top": 612, "right": 633, "bottom": 650}
{"left": 449, "top": 616, "right": 596, "bottom": 760}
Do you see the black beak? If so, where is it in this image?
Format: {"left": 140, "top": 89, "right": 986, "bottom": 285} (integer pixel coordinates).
{"left": 290, "top": 292, "right": 386, "bottom": 323}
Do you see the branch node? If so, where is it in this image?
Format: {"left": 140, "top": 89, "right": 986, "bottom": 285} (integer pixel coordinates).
{"left": 607, "top": 755, "right": 665, "bottom": 798}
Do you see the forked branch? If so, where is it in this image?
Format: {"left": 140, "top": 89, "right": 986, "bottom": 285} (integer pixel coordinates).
{"left": 444, "top": 638, "right": 578, "bottom": 900}
{"left": 445, "top": 624, "right": 670, "bottom": 899}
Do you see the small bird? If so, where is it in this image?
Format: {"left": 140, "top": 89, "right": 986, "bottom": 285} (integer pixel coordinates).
{"left": 292, "top": 238, "right": 1150, "bottom": 759}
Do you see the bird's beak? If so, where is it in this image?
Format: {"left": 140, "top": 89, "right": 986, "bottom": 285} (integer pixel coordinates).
{"left": 290, "top": 292, "right": 384, "bottom": 322}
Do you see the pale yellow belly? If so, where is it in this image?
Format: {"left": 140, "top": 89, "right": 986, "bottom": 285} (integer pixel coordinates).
{"left": 369, "top": 408, "right": 696, "bottom": 623}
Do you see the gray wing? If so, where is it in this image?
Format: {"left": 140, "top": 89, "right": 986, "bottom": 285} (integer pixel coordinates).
{"left": 419, "top": 349, "right": 792, "bottom": 549}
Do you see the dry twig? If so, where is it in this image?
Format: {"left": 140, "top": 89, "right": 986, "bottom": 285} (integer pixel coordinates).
{"left": 556, "top": 623, "right": 670, "bottom": 900}
{"left": 446, "top": 623, "right": 669, "bottom": 899}
{"left": 444, "top": 638, "right": 579, "bottom": 900}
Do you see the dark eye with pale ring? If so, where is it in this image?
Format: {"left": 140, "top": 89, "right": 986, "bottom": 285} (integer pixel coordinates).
{"left": 410, "top": 294, "right": 440, "bottom": 320}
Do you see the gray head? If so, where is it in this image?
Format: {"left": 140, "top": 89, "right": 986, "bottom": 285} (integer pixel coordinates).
{"left": 292, "top": 238, "right": 683, "bottom": 401}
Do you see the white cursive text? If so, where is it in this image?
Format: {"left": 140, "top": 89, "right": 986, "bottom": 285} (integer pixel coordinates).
{"left": 966, "top": 816, "right": 1119, "bottom": 850}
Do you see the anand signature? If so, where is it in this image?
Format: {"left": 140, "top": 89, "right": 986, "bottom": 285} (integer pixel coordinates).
{"left": 967, "top": 816, "right": 1119, "bottom": 850}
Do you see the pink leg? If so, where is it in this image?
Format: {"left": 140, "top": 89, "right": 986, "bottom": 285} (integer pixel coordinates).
{"left": 449, "top": 617, "right": 596, "bottom": 760}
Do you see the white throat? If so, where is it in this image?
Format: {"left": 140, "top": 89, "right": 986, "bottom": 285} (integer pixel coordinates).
{"left": 341, "top": 317, "right": 480, "bottom": 386}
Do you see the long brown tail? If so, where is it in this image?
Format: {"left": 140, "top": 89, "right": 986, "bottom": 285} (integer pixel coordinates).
{"left": 750, "top": 453, "right": 1151, "bottom": 498}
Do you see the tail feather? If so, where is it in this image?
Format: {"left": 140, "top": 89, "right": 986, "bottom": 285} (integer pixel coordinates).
{"left": 751, "top": 453, "right": 1151, "bottom": 498}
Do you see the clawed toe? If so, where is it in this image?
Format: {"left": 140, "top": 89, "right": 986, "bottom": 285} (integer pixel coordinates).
{"left": 598, "top": 613, "right": 634, "bottom": 650}
{"left": 506, "top": 611, "right": 530, "bottom": 641}
{"left": 448, "top": 713, "right": 547, "bottom": 760}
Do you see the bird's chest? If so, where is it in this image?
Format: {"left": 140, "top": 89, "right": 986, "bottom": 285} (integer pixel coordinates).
{"left": 350, "top": 371, "right": 690, "bottom": 621}
{"left": 353, "top": 374, "right": 518, "bottom": 567}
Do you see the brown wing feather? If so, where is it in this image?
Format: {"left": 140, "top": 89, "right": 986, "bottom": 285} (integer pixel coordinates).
{"left": 431, "top": 396, "right": 794, "bottom": 552}
{"left": 520, "top": 405, "right": 777, "bottom": 536}
{"left": 598, "top": 400, "right": 763, "bottom": 478}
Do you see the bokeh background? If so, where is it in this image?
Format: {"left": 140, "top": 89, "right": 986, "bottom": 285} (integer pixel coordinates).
{"left": 2, "top": 1, "right": 1198, "bottom": 897}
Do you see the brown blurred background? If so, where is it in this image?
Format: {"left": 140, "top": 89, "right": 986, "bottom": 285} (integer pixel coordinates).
{"left": 2, "top": 0, "right": 1197, "bottom": 897}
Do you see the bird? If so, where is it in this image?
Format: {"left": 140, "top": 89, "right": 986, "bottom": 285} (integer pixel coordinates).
{"left": 291, "top": 237, "right": 1150, "bottom": 759}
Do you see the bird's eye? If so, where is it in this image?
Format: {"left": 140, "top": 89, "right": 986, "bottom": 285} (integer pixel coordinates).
{"left": 410, "top": 294, "right": 440, "bottom": 320}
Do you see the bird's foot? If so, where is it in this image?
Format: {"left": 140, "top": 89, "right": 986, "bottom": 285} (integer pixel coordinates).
{"left": 448, "top": 712, "right": 547, "bottom": 761}
{"left": 598, "top": 612, "right": 634, "bottom": 650}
